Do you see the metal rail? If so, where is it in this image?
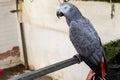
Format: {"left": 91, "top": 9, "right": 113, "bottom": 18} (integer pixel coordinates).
{"left": 10, "top": 55, "right": 81, "bottom": 80}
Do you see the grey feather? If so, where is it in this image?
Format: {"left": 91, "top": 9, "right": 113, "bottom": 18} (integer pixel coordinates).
{"left": 57, "top": 2, "right": 107, "bottom": 78}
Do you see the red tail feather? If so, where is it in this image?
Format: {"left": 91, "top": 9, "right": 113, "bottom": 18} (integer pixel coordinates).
{"left": 100, "top": 57, "right": 105, "bottom": 78}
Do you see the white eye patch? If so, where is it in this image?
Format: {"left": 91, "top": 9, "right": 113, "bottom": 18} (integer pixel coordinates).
{"left": 63, "top": 5, "right": 70, "bottom": 10}
{"left": 64, "top": 5, "right": 73, "bottom": 13}
{"left": 64, "top": 6, "right": 67, "bottom": 9}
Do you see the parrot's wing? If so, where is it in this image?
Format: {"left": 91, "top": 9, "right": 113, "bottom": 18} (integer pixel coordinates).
{"left": 69, "top": 20, "right": 107, "bottom": 77}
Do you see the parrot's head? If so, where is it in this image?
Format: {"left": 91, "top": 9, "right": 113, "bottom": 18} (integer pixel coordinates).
{"left": 56, "top": 2, "right": 82, "bottom": 20}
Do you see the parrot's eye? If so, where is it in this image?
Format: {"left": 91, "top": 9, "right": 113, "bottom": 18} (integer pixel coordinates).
{"left": 64, "top": 6, "right": 67, "bottom": 9}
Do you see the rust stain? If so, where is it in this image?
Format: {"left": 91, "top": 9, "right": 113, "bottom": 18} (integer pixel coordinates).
{"left": 0, "top": 46, "right": 20, "bottom": 60}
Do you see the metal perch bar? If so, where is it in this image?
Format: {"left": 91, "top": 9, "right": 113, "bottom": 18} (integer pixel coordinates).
{"left": 10, "top": 54, "right": 81, "bottom": 80}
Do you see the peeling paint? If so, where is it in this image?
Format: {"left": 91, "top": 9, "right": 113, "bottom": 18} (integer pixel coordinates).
{"left": 0, "top": 47, "right": 20, "bottom": 60}
{"left": 0, "top": 46, "right": 20, "bottom": 69}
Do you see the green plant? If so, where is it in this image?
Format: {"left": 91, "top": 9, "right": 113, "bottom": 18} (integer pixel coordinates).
{"left": 103, "top": 39, "right": 120, "bottom": 61}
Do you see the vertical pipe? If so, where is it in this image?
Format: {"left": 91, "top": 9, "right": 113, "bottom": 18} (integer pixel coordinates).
{"left": 16, "top": 0, "right": 29, "bottom": 69}
{"left": 19, "top": 23, "right": 29, "bottom": 69}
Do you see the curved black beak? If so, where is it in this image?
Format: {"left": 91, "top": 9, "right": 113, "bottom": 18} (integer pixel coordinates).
{"left": 56, "top": 10, "right": 64, "bottom": 19}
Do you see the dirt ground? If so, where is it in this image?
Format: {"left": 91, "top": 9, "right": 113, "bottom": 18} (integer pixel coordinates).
{"left": 0, "top": 64, "right": 52, "bottom": 80}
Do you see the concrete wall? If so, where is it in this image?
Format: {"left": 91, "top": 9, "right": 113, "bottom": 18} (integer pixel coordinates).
{"left": 21, "top": 0, "right": 120, "bottom": 80}
{"left": 0, "top": 0, "right": 20, "bottom": 69}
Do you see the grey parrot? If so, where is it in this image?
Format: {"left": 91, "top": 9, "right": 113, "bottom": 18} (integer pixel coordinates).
{"left": 56, "top": 2, "right": 107, "bottom": 80}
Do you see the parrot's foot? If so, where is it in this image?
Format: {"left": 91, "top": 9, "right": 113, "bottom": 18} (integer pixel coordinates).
{"left": 86, "top": 70, "right": 95, "bottom": 80}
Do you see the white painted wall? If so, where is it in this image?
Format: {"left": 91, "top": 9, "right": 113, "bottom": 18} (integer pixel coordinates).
{"left": 0, "top": 0, "right": 20, "bottom": 68}
{"left": 0, "top": 0, "right": 19, "bottom": 53}
{"left": 21, "top": 0, "right": 120, "bottom": 80}
{"left": 0, "top": 0, "right": 13, "bottom": 3}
